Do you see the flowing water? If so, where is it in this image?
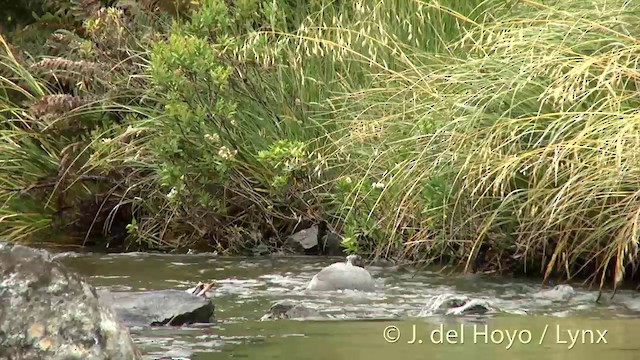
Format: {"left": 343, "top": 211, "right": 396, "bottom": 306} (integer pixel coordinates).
{"left": 55, "top": 252, "right": 640, "bottom": 359}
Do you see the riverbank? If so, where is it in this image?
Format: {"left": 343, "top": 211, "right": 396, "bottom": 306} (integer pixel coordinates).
{"left": 2, "top": 0, "right": 640, "bottom": 289}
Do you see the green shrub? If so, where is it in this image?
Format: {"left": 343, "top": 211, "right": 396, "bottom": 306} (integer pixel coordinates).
{"left": 6, "top": 0, "right": 640, "bottom": 290}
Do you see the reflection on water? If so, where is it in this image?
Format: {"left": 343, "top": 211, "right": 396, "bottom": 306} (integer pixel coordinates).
{"left": 57, "top": 253, "right": 640, "bottom": 359}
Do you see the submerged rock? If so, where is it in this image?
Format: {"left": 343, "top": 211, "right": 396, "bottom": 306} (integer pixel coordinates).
{"left": 366, "top": 258, "right": 408, "bottom": 275}
{"left": 445, "top": 298, "right": 493, "bottom": 315}
{"left": 0, "top": 244, "right": 140, "bottom": 359}
{"left": 418, "top": 294, "right": 494, "bottom": 316}
{"left": 306, "top": 254, "right": 376, "bottom": 292}
{"left": 97, "top": 289, "right": 216, "bottom": 326}
{"left": 260, "top": 300, "right": 403, "bottom": 321}
{"left": 260, "top": 300, "right": 322, "bottom": 321}
{"left": 619, "top": 295, "right": 640, "bottom": 312}
{"left": 534, "top": 284, "right": 575, "bottom": 301}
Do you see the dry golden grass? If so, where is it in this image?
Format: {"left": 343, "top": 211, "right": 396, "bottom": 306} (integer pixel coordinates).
{"left": 5, "top": 0, "right": 640, "bottom": 290}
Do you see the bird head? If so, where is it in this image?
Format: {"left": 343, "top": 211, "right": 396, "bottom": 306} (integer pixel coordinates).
{"left": 346, "top": 254, "right": 364, "bottom": 267}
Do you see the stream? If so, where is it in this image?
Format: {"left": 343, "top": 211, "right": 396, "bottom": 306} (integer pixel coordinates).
{"left": 55, "top": 252, "right": 640, "bottom": 359}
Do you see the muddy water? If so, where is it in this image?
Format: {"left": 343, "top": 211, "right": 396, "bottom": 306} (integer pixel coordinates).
{"left": 57, "top": 253, "right": 640, "bottom": 359}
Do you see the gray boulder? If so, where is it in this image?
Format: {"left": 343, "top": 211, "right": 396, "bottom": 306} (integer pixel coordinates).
{"left": 285, "top": 224, "right": 343, "bottom": 255}
{"left": 286, "top": 225, "right": 320, "bottom": 253}
{"left": 0, "top": 244, "right": 140, "bottom": 360}
{"left": 97, "top": 289, "right": 215, "bottom": 327}
{"left": 306, "top": 255, "right": 376, "bottom": 292}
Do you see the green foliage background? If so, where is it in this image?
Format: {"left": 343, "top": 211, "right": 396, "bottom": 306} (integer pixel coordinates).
{"left": 3, "top": 0, "right": 640, "bottom": 290}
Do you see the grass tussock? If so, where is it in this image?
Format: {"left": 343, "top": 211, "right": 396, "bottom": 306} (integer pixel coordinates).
{"left": 325, "top": 0, "right": 640, "bottom": 289}
{"left": 2, "top": 0, "right": 640, "bottom": 289}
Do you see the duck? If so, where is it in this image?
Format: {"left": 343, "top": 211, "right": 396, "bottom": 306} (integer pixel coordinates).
{"left": 185, "top": 281, "right": 216, "bottom": 297}
{"left": 306, "top": 254, "right": 376, "bottom": 292}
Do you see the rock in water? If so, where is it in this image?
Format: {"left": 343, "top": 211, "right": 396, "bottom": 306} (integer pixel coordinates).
{"left": 286, "top": 225, "right": 319, "bottom": 253}
{"left": 445, "top": 298, "right": 493, "bottom": 315}
{"left": 418, "top": 294, "right": 494, "bottom": 316}
{"left": 97, "top": 289, "right": 216, "bottom": 326}
{"left": 306, "top": 254, "right": 376, "bottom": 292}
{"left": 534, "top": 284, "right": 575, "bottom": 301}
{"left": 260, "top": 300, "right": 322, "bottom": 321}
{"left": 0, "top": 244, "right": 140, "bottom": 359}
